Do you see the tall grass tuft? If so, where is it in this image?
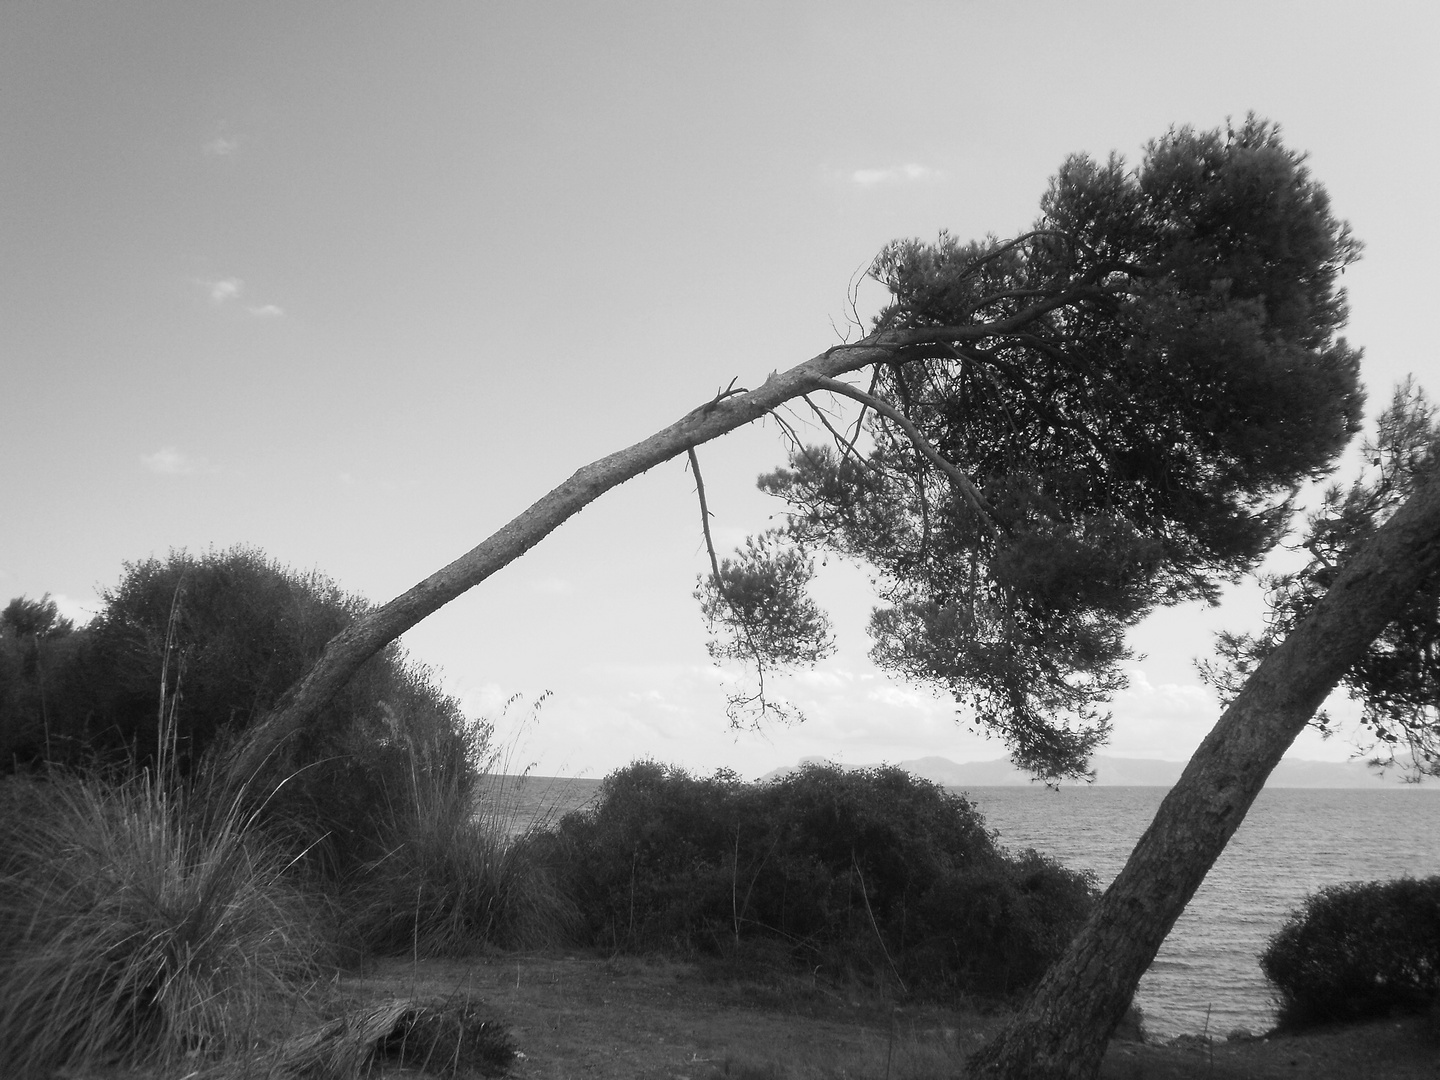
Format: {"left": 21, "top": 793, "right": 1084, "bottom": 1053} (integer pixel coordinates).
{"left": 346, "top": 704, "right": 578, "bottom": 958}
{"left": 0, "top": 770, "right": 323, "bottom": 1075}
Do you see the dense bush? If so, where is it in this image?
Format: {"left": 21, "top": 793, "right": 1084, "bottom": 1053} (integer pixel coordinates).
{"left": 0, "top": 594, "right": 86, "bottom": 766}
{"left": 1260, "top": 876, "right": 1440, "bottom": 1028}
{"left": 0, "top": 547, "right": 479, "bottom": 877}
{"left": 547, "top": 760, "right": 1096, "bottom": 999}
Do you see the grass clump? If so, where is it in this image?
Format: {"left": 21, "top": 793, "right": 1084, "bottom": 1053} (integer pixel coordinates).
{"left": 1261, "top": 876, "right": 1440, "bottom": 1029}
{"left": 0, "top": 770, "right": 323, "bottom": 1075}
{"left": 344, "top": 727, "right": 578, "bottom": 958}
{"left": 547, "top": 760, "right": 1096, "bottom": 1001}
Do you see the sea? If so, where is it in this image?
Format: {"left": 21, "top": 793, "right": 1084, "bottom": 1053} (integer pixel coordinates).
{"left": 487, "top": 776, "right": 1440, "bottom": 1040}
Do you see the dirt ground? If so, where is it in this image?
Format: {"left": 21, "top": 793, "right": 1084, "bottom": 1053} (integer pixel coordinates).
{"left": 338, "top": 953, "right": 1440, "bottom": 1080}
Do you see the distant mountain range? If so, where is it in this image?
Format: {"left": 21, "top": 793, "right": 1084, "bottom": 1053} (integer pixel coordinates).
{"left": 766, "top": 754, "right": 1427, "bottom": 789}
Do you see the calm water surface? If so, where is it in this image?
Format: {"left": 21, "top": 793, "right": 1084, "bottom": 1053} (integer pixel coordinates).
{"left": 966, "top": 786, "right": 1440, "bottom": 1038}
{"left": 491, "top": 777, "right": 1440, "bottom": 1038}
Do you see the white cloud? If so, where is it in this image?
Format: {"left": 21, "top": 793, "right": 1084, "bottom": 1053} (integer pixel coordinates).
{"left": 203, "top": 136, "right": 241, "bottom": 157}
{"left": 849, "top": 163, "right": 942, "bottom": 187}
{"left": 199, "top": 279, "right": 283, "bottom": 317}
{"left": 140, "top": 446, "right": 208, "bottom": 475}
{"left": 1113, "top": 670, "right": 1215, "bottom": 720}
{"left": 207, "top": 277, "right": 243, "bottom": 303}
{"left": 531, "top": 576, "right": 573, "bottom": 596}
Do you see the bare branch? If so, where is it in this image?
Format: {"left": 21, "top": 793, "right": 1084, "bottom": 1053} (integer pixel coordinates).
{"left": 688, "top": 447, "right": 725, "bottom": 589}
{"left": 816, "top": 376, "right": 999, "bottom": 533}
{"left": 799, "top": 393, "right": 876, "bottom": 473}
{"left": 688, "top": 448, "right": 794, "bottom": 729}
{"left": 841, "top": 365, "right": 883, "bottom": 461}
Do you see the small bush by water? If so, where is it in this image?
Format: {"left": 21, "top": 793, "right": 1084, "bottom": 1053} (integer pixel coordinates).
{"left": 546, "top": 760, "right": 1097, "bottom": 1000}
{"left": 1260, "top": 876, "right": 1440, "bottom": 1028}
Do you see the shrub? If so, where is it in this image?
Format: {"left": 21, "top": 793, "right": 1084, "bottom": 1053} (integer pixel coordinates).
{"left": 0, "top": 770, "right": 323, "bottom": 1075}
{"left": 1260, "top": 876, "right": 1440, "bottom": 1028}
{"left": 0, "top": 594, "right": 87, "bottom": 767}
{"left": 1, "top": 547, "right": 480, "bottom": 880}
{"left": 548, "top": 761, "right": 1096, "bottom": 1000}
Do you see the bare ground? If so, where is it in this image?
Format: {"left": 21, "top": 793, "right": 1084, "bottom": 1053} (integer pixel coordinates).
{"left": 337, "top": 953, "right": 1440, "bottom": 1080}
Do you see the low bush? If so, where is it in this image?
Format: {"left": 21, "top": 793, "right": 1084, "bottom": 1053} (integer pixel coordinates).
{"left": 0, "top": 770, "right": 324, "bottom": 1075}
{"left": 1260, "top": 876, "right": 1440, "bottom": 1028}
{"left": 547, "top": 760, "right": 1096, "bottom": 1000}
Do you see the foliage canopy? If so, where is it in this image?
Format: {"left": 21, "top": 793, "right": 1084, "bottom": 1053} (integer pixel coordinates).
{"left": 700, "top": 118, "right": 1365, "bottom": 778}
{"left": 1202, "top": 381, "right": 1440, "bottom": 776}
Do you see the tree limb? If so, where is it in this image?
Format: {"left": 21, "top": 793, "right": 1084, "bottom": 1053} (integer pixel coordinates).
{"left": 815, "top": 376, "right": 999, "bottom": 533}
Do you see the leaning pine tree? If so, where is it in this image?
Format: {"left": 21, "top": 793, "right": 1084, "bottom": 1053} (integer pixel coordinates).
{"left": 217, "top": 118, "right": 1439, "bottom": 1077}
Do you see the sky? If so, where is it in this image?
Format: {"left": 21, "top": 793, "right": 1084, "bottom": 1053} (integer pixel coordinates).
{"left": 2, "top": 2, "right": 1436, "bottom": 780}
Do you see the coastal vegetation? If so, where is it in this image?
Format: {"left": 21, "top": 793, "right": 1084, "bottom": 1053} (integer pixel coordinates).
{"left": 193, "top": 119, "right": 1440, "bottom": 1077}
{"left": 0, "top": 550, "right": 1090, "bottom": 1073}
{"left": 3, "top": 118, "right": 1438, "bottom": 1077}
{"left": 544, "top": 760, "right": 1096, "bottom": 999}
{"left": 1262, "top": 876, "right": 1440, "bottom": 1030}
{"left": 0, "top": 549, "right": 1436, "bottom": 1075}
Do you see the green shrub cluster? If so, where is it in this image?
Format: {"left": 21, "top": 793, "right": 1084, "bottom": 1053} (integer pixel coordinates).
{"left": 0, "top": 547, "right": 478, "bottom": 877}
{"left": 1260, "top": 876, "right": 1440, "bottom": 1028}
{"left": 546, "top": 760, "right": 1096, "bottom": 999}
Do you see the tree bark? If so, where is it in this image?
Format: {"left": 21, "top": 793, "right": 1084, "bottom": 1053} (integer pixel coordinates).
{"left": 966, "top": 466, "right": 1440, "bottom": 1080}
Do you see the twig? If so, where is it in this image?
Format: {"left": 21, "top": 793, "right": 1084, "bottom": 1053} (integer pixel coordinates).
{"left": 852, "top": 854, "right": 907, "bottom": 995}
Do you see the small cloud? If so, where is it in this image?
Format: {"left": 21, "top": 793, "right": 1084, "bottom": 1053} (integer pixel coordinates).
{"left": 849, "top": 163, "right": 942, "bottom": 187}
{"left": 140, "top": 447, "right": 207, "bottom": 475}
{"left": 203, "top": 135, "right": 241, "bottom": 157}
{"left": 206, "top": 277, "right": 243, "bottom": 304}
{"left": 199, "top": 279, "right": 283, "bottom": 316}
{"left": 338, "top": 471, "right": 357, "bottom": 487}
{"left": 531, "top": 576, "right": 573, "bottom": 596}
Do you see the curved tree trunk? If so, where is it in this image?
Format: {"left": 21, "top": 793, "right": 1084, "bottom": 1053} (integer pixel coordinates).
{"left": 966, "top": 466, "right": 1440, "bottom": 1080}
{"left": 224, "top": 342, "right": 887, "bottom": 786}
{"left": 221, "top": 286, "right": 1090, "bottom": 789}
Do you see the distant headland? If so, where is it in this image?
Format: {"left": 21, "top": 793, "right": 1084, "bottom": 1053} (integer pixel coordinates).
{"left": 764, "top": 754, "right": 1432, "bottom": 789}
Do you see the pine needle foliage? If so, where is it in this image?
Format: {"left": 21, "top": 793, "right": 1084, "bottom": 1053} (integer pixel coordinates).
{"left": 740, "top": 118, "right": 1365, "bottom": 780}
{"left": 1202, "top": 380, "right": 1440, "bottom": 777}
